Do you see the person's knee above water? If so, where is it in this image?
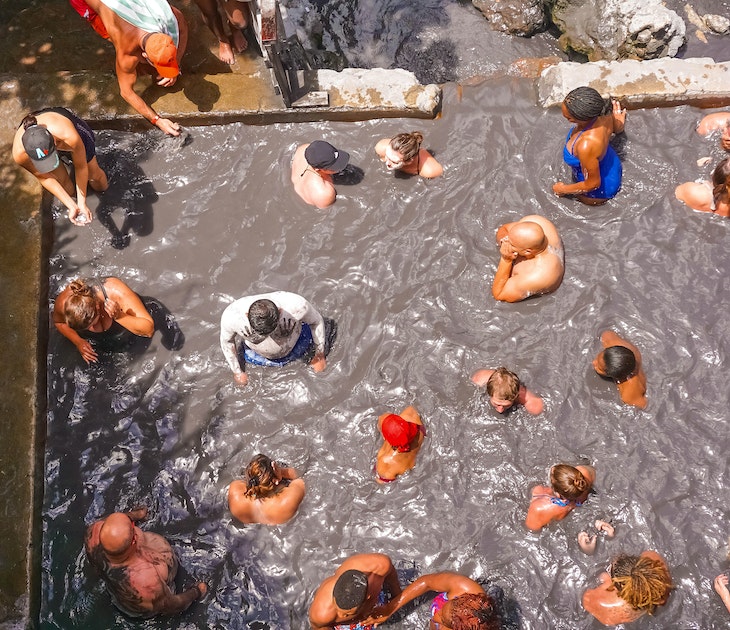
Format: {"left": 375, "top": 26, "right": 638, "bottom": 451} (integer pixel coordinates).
{"left": 219, "top": 290, "right": 327, "bottom": 386}
{"left": 228, "top": 453, "right": 305, "bottom": 525}
{"left": 471, "top": 367, "right": 543, "bottom": 415}
{"left": 12, "top": 109, "right": 108, "bottom": 226}
{"left": 85, "top": 507, "right": 206, "bottom": 618}
{"left": 593, "top": 330, "right": 647, "bottom": 409}
{"left": 53, "top": 277, "right": 154, "bottom": 364}
{"left": 582, "top": 551, "right": 672, "bottom": 626}
{"left": 553, "top": 86, "right": 625, "bottom": 205}
{"left": 491, "top": 214, "right": 564, "bottom": 303}
{"left": 525, "top": 463, "right": 595, "bottom": 531}
{"left": 375, "top": 132, "right": 443, "bottom": 179}
{"left": 375, "top": 406, "right": 425, "bottom": 483}
{"left": 675, "top": 157, "right": 730, "bottom": 217}
{"left": 291, "top": 140, "right": 351, "bottom": 209}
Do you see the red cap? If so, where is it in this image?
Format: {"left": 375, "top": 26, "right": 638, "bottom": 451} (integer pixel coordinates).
{"left": 381, "top": 414, "right": 419, "bottom": 452}
{"left": 144, "top": 33, "right": 179, "bottom": 79}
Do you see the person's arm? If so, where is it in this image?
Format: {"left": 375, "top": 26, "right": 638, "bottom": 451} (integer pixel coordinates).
{"left": 296, "top": 297, "right": 327, "bottom": 371}
{"left": 419, "top": 152, "right": 443, "bottom": 179}
{"left": 471, "top": 369, "right": 495, "bottom": 388}
{"left": 157, "top": 582, "right": 207, "bottom": 615}
{"left": 52, "top": 289, "right": 98, "bottom": 363}
{"left": 273, "top": 478, "right": 306, "bottom": 523}
{"left": 518, "top": 385, "right": 544, "bottom": 415}
{"left": 375, "top": 138, "right": 390, "bottom": 159}
{"left": 611, "top": 100, "right": 626, "bottom": 134}
{"left": 492, "top": 256, "right": 531, "bottom": 303}
{"left": 553, "top": 138, "right": 603, "bottom": 196}
{"left": 228, "top": 480, "right": 253, "bottom": 523}
{"left": 104, "top": 278, "right": 153, "bottom": 336}
{"left": 311, "top": 179, "right": 337, "bottom": 210}
{"left": 59, "top": 121, "right": 93, "bottom": 224}
{"left": 714, "top": 573, "right": 730, "bottom": 614}
{"left": 220, "top": 302, "right": 248, "bottom": 384}
{"left": 675, "top": 181, "right": 714, "bottom": 213}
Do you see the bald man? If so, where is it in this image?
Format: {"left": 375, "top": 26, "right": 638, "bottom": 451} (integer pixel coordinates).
{"left": 85, "top": 508, "right": 206, "bottom": 618}
{"left": 492, "top": 214, "right": 564, "bottom": 302}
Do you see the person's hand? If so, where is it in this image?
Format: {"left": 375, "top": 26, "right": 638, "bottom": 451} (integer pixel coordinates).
{"left": 157, "top": 75, "right": 178, "bottom": 88}
{"left": 234, "top": 372, "right": 249, "bottom": 387}
{"left": 578, "top": 531, "right": 597, "bottom": 555}
{"left": 595, "top": 519, "right": 615, "bottom": 538}
{"left": 155, "top": 117, "right": 181, "bottom": 136}
{"left": 279, "top": 317, "right": 296, "bottom": 337}
{"left": 310, "top": 353, "right": 326, "bottom": 373}
{"left": 714, "top": 573, "right": 730, "bottom": 597}
{"left": 499, "top": 237, "right": 517, "bottom": 261}
{"left": 75, "top": 340, "right": 98, "bottom": 364}
{"left": 195, "top": 582, "right": 208, "bottom": 599}
{"left": 103, "top": 298, "right": 122, "bottom": 319}
{"left": 552, "top": 181, "right": 570, "bottom": 196}
{"left": 612, "top": 99, "right": 626, "bottom": 122}
{"left": 69, "top": 203, "right": 93, "bottom": 226}
{"left": 127, "top": 506, "right": 148, "bottom": 521}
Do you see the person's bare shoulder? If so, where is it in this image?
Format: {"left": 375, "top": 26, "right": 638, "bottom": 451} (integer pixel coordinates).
{"left": 697, "top": 112, "right": 730, "bottom": 136}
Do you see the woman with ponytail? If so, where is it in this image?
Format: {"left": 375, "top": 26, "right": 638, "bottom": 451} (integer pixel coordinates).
{"left": 525, "top": 463, "right": 596, "bottom": 531}
{"left": 52, "top": 277, "right": 153, "bottom": 363}
{"left": 675, "top": 157, "right": 730, "bottom": 217}
{"left": 553, "top": 86, "right": 625, "bottom": 205}
{"left": 375, "top": 131, "right": 443, "bottom": 178}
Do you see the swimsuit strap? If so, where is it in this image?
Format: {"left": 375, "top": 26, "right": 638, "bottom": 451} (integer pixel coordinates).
{"left": 566, "top": 119, "right": 596, "bottom": 156}
{"left": 549, "top": 496, "right": 571, "bottom": 507}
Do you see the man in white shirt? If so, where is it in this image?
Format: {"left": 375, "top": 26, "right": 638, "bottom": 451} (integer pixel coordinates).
{"left": 220, "top": 291, "right": 327, "bottom": 386}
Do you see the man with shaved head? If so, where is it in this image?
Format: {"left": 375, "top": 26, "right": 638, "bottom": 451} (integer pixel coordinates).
{"left": 85, "top": 507, "right": 206, "bottom": 618}
{"left": 491, "top": 214, "right": 564, "bottom": 303}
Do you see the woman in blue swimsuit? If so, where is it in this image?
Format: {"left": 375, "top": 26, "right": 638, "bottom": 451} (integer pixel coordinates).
{"left": 553, "top": 86, "right": 626, "bottom": 205}
{"left": 364, "top": 572, "right": 502, "bottom": 630}
{"left": 525, "top": 463, "right": 596, "bottom": 531}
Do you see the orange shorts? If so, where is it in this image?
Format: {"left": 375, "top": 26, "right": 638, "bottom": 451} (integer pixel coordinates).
{"left": 68, "top": 0, "right": 110, "bottom": 39}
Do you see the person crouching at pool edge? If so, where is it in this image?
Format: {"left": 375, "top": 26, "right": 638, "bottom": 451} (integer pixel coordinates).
{"left": 291, "top": 140, "right": 350, "bottom": 209}
{"left": 375, "top": 406, "right": 425, "bottom": 483}
{"left": 228, "top": 454, "right": 305, "bottom": 525}
{"left": 471, "top": 367, "right": 544, "bottom": 415}
{"left": 592, "top": 330, "right": 647, "bottom": 409}
{"left": 525, "top": 463, "right": 595, "bottom": 531}
{"left": 375, "top": 132, "right": 443, "bottom": 178}
{"left": 583, "top": 551, "right": 672, "bottom": 626}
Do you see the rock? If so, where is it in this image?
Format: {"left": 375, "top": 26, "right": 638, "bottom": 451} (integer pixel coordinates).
{"left": 549, "top": 0, "right": 686, "bottom": 61}
{"left": 471, "top": 0, "right": 547, "bottom": 36}
{"left": 704, "top": 14, "right": 730, "bottom": 35}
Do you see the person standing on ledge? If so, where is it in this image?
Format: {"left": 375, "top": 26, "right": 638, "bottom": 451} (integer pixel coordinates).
{"left": 554, "top": 86, "right": 625, "bottom": 205}
{"left": 79, "top": 0, "right": 188, "bottom": 136}
{"left": 291, "top": 141, "right": 350, "bottom": 209}
{"left": 583, "top": 551, "right": 672, "bottom": 626}
{"left": 375, "top": 132, "right": 443, "bottom": 178}
{"left": 12, "top": 109, "right": 108, "bottom": 225}
{"left": 471, "top": 367, "right": 544, "bottom": 415}
{"left": 228, "top": 454, "right": 305, "bottom": 525}
{"left": 309, "top": 553, "right": 401, "bottom": 629}
{"left": 220, "top": 290, "right": 327, "bottom": 386}
{"left": 85, "top": 507, "right": 207, "bottom": 618}
{"left": 492, "top": 214, "right": 564, "bottom": 303}
{"left": 592, "top": 330, "right": 647, "bottom": 409}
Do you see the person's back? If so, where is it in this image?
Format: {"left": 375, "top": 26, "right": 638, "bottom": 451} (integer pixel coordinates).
{"left": 375, "top": 406, "right": 425, "bottom": 483}
{"left": 291, "top": 141, "right": 350, "bottom": 209}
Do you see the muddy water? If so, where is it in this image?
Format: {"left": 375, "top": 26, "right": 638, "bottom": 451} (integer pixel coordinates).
{"left": 42, "top": 78, "right": 730, "bottom": 629}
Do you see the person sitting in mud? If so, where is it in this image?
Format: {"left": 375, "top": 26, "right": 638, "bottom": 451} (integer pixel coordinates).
{"left": 85, "top": 507, "right": 207, "bottom": 618}
{"left": 696, "top": 112, "right": 730, "bottom": 151}
{"left": 309, "top": 553, "right": 402, "bottom": 630}
{"left": 592, "top": 330, "right": 647, "bottom": 409}
{"left": 375, "top": 132, "right": 443, "bottom": 179}
{"left": 291, "top": 141, "right": 350, "bottom": 209}
{"left": 12, "top": 109, "right": 108, "bottom": 226}
{"left": 553, "top": 86, "right": 625, "bottom": 205}
{"left": 375, "top": 406, "right": 425, "bottom": 484}
{"left": 492, "top": 214, "right": 564, "bottom": 303}
{"left": 228, "top": 454, "right": 305, "bottom": 525}
{"left": 525, "top": 463, "right": 595, "bottom": 531}
{"left": 582, "top": 551, "right": 672, "bottom": 626}
{"left": 675, "top": 157, "right": 730, "bottom": 218}
{"left": 220, "top": 290, "right": 327, "bottom": 386}
{"left": 470, "top": 367, "right": 543, "bottom": 415}
{"left": 364, "top": 571, "right": 503, "bottom": 630}
{"left": 53, "top": 277, "right": 154, "bottom": 364}
{"left": 77, "top": 0, "right": 188, "bottom": 136}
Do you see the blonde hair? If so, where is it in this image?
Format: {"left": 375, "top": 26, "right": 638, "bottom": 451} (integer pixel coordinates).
{"left": 550, "top": 464, "right": 590, "bottom": 501}
{"left": 64, "top": 279, "right": 98, "bottom": 330}
{"left": 243, "top": 454, "right": 277, "bottom": 499}
{"left": 389, "top": 132, "right": 424, "bottom": 162}
{"left": 609, "top": 554, "right": 672, "bottom": 614}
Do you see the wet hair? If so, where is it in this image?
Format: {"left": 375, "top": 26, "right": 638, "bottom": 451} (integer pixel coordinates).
{"left": 333, "top": 569, "right": 368, "bottom": 610}
{"left": 248, "top": 299, "right": 279, "bottom": 335}
{"left": 63, "top": 279, "right": 99, "bottom": 330}
{"left": 243, "top": 454, "right": 277, "bottom": 499}
{"left": 389, "top": 131, "right": 424, "bottom": 162}
{"left": 450, "top": 593, "right": 502, "bottom": 630}
{"left": 712, "top": 157, "right": 730, "bottom": 207}
{"left": 609, "top": 554, "right": 672, "bottom": 614}
{"left": 550, "top": 464, "right": 591, "bottom": 501}
{"left": 486, "top": 368, "right": 520, "bottom": 402}
{"left": 602, "top": 346, "right": 636, "bottom": 382}
{"left": 21, "top": 114, "right": 39, "bottom": 130}
{"left": 563, "top": 87, "right": 610, "bottom": 121}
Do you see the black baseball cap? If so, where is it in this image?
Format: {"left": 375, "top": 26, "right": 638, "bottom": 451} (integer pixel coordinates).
{"left": 22, "top": 125, "right": 59, "bottom": 174}
{"left": 304, "top": 141, "right": 350, "bottom": 172}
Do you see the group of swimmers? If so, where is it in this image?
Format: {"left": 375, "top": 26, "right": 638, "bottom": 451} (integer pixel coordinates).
{"left": 11, "top": 1, "right": 730, "bottom": 625}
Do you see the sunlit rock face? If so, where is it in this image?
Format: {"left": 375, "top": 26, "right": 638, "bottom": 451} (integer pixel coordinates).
{"left": 471, "top": 0, "right": 548, "bottom": 37}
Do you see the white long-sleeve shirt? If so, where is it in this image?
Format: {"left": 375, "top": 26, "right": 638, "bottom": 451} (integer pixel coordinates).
{"left": 220, "top": 291, "right": 325, "bottom": 375}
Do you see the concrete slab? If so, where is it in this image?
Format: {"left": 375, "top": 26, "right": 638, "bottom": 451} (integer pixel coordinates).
{"left": 537, "top": 57, "right": 730, "bottom": 109}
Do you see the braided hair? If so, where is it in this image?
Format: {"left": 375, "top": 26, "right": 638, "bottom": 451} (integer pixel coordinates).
{"left": 609, "top": 554, "right": 672, "bottom": 615}
{"left": 563, "top": 87, "right": 610, "bottom": 121}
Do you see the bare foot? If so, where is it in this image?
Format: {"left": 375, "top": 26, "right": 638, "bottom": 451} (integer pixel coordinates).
{"left": 231, "top": 28, "right": 248, "bottom": 52}
{"left": 578, "top": 531, "right": 597, "bottom": 555}
{"left": 219, "top": 41, "right": 235, "bottom": 64}
{"left": 595, "top": 520, "right": 615, "bottom": 538}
